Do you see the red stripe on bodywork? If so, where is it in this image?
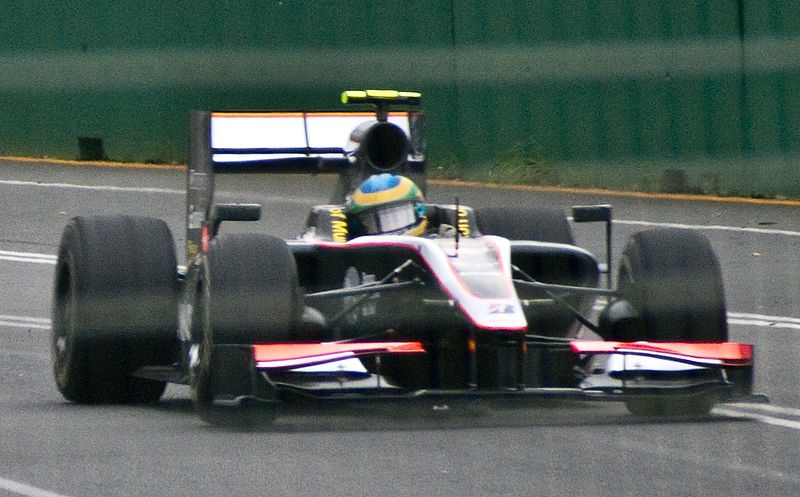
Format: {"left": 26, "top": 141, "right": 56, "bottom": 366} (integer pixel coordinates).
{"left": 253, "top": 342, "right": 425, "bottom": 363}
{"left": 569, "top": 340, "right": 753, "bottom": 363}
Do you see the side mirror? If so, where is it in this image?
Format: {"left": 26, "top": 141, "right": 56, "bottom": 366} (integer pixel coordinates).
{"left": 210, "top": 203, "right": 261, "bottom": 236}
{"left": 571, "top": 204, "right": 612, "bottom": 223}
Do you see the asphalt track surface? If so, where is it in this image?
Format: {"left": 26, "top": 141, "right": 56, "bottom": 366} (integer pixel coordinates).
{"left": 1, "top": 159, "right": 800, "bottom": 497}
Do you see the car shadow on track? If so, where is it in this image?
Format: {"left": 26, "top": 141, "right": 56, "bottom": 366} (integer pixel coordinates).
{"left": 143, "top": 395, "right": 754, "bottom": 433}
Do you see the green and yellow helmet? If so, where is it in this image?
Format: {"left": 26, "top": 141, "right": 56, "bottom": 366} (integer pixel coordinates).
{"left": 346, "top": 174, "right": 428, "bottom": 236}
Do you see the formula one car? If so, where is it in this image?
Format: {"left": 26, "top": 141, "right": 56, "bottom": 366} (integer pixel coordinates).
{"left": 51, "top": 90, "right": 766, "bottom": 424}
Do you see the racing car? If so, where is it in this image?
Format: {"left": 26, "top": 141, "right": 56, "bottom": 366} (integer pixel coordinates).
{"left": 51, "top": 90, "right": 766, "bottom": 424}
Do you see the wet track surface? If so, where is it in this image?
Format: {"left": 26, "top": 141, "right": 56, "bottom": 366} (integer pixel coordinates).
{"left": 1, "top": 160, "right": 800, "bottom": 496}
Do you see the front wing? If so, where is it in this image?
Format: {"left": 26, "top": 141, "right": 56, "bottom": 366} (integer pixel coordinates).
{"left": 202, "top": 339, "right": 765, "bottom": 408}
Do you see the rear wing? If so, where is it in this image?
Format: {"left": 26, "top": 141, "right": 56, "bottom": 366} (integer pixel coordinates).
{"left": 211, "top": 111, "right": 424, "bottom": 168}
{"left": 185, "top": 108, "right": 425, "bottom": 264}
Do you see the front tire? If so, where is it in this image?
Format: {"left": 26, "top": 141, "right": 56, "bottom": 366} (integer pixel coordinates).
{"left": 192, "top": 233, "right": 301, "bottom": 425}
{"left": 206, "top": 233, "right": 301, "bottom": 344}
{"left": 616, "top": 229, "right": 728, "bottom": 417}
{"left": 616, "top": 228, "right": 728, "bottom": 343}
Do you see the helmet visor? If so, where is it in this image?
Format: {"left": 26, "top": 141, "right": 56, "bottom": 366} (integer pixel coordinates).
{"left": 358, "top": 202, "right": 417, "bottom": 235}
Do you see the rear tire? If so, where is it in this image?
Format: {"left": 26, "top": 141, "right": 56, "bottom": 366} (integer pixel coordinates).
{"left": 51, "top": 216, "right": 178, "bottom": 404}
{"left": 475, "top": 206, "right": 573, "bottom": 243}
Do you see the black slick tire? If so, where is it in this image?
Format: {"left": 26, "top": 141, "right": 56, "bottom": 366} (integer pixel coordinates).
{"left": 617, "top": 228, "right": 728, "bottom": 343}
{"left": 191, "top": 233, "right": 301, "bottom": 425}
{"left": 475, "top": 206, "right": 573, "bottom": 244}
{"left": 617, "top": 228, "right": 728, "bottom": 417}
{"left": 204, "top": 233, "right": 301, "bottom": 344}
{"left": 51, "top": 216, "right": 178, "bottom": 404}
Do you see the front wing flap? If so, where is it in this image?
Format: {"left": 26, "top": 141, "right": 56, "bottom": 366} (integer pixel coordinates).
{"left": 569, "top": 340, "right": 758, "bottom": 401}
{"left": 253, "top": 342, "right": 426, "bottom": 371}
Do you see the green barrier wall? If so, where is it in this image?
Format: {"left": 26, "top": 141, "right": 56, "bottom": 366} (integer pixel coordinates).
{"left": 0, "top": 1, "right": 797, "bottom": 197}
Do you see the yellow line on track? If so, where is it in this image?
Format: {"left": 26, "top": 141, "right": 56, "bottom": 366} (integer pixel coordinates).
{"left": 3, "top": 156, "right": 800, "bottom": 207}
{"left": 0, "top": 156, "right": 185, "bottom": 171}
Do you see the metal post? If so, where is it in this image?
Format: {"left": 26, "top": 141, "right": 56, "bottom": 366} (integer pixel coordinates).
{"left": 605, "top": 214, "right": 613, "bottom": 289}
{"left": 186, "top": 111, "right": 213, "bottom": 264}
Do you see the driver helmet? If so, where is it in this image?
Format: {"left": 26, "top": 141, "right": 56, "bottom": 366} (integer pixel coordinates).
{"left": 346, "top": 174, "right": 428, "bottom": 236}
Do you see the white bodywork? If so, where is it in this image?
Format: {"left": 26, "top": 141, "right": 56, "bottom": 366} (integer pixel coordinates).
{"left": 308, "top": 234, "right": 529, "bottom": 332}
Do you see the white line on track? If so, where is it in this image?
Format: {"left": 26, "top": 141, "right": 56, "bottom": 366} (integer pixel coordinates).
{"left": 0, "top": 315, "right": 51, "bottom": 330}
{"left": 614, "top": 219, "right": 800, "bottom": 237}
{"left": 728, "top": 311, "right": 800, "bottom": 325}
{"left": 715, "top": 407, "right": 800, "bottom": 431}
{"left": 726, "top": 402, "right": 800, "bottom": 418}
{"left": 0, "top": 250, "right": 56, "bottom": 265}
{"left": 0, "top": 178, "right": 321, "bottom": 204}
{"left": 0, "top": 178, "right": 184, "bottom": 195}
{"left": 728, "top": 312, "right": 800, "bottom": 331}
{"left": 0, "top": 477, "right": 73, "bottom": 497}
